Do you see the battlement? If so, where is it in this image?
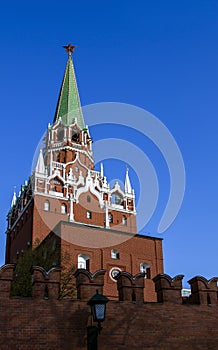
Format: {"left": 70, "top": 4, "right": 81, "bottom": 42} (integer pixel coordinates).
{"left": 0, "top": 263, "right": 217, "bottom": 304}
{"left": 0, "top": 264, "right": 217, "bottom": 349}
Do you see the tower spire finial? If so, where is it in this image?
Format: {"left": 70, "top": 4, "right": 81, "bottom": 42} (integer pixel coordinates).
{"left": 62, "top": 43, "right": 77, "bottom": 55}
{"left": 53, "top": 43, "right": 85, "bottom": 128}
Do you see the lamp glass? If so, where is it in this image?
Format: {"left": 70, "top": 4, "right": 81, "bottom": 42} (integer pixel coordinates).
{"left": 92, "top": 303, "right": 106, "bottom": 322}
{"left": 95, "top": 304, "right": 105, "bottom": 321}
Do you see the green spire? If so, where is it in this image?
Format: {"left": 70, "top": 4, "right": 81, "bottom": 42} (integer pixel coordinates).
{"left": 53, "top": 44, "right": 85, "bottom": 129}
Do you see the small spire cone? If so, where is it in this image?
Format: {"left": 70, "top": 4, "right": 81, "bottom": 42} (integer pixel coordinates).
{"left": 124, "top": 167, "right": 132, "bottom": 194}
{"left": 11, "top": 187, "right": 17, "bottom": 208}
{"left": 36, "top": 148, "right": 45, "bottom": 174}
{"left": 100, "top": 163, "right": 104, "bottom": 178}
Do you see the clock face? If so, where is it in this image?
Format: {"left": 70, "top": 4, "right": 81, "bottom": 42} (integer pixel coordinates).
{"left": 109, "top": 267, "right": 122, "bottom": 282}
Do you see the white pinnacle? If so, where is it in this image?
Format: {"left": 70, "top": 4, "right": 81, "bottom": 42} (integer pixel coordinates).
{"left": 124, "top": 167, "right": 132, "bottom": 194}
{"left": 100, "top": 163, "right": 104, "bottom": 178}
{"left": 11, "top": 187, "right": 17, "bottom": 208}
{"left": 36, "top": 148, "right": 45, "bottom": 174}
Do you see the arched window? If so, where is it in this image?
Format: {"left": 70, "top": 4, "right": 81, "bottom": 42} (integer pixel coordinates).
{"left": 112, "top": 193, "right": 122, "bottom": 205}
{"left": 108, "top": 213, "right": 113, "bottom": 223}
{"left": 87, "top": 211, "right": 92, "bottom": 219}
{"left": 111, "top": 249, "right": 120, "bottom": 259}
{"left": 140, "top": 262, "right": 151, "bottom": 279}
{"left": 122, "top": 215, "right": 127, "bottom": 225}
{"left": 44, "top": 200, "right": 50, "bottom": 211}
{"left": 72, "top": 128, "right": 79, "bottom": 142}
{"left": 61, "top": 203, "right": 67, "bottom": 214}
{"left": 78, "top": 254, "right": 90, "bottom": 271}
{"left": 87, "top": 195, "right": 91, "bottom": 203}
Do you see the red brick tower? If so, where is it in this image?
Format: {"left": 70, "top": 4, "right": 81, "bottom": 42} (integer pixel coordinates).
{"left": 5, "top": 44, "right": 163, "bottom": 300}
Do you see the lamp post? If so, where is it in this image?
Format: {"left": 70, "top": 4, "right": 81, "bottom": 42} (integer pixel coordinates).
{"left": 87, "top": 290, "right": 109, "bottom": 350}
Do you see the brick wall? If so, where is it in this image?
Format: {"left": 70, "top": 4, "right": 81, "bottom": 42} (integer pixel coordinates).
{"left": 45, "top": 223, "right": 163, "bottom": 301}
{"left": 0, "top": 265, "right": 217, "bottom": 350}
{"left": 7, "top": 192, "right": 137, "bottom": 265}
{"left": 7, "top": 213, "right": 164, "bottom": 302}
{"left": 5, "top": 201, "right": 34, "bottom": 263}
{"left": 1, "top": 298, "right": 217, "bottom": 350}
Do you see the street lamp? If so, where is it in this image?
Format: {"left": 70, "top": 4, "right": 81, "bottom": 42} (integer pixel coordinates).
{"left": 87, "top": 290, "right": 109, "bottom": 350}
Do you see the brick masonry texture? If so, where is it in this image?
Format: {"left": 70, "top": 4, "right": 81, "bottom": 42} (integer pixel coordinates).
{"left": 43, "top": 223, "right": 163, "bottom": 301}
{"left": 0, "top": 297, "right": 217, "bottom": 349}
{"left": 7, "top": 212, "right": 164, "bottom": 302}
{"left": 0, "top": 265, "right": 217, "bottom": 350}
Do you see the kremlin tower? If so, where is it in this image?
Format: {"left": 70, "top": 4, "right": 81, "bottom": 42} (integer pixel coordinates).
{"left": 5, "top": 44, "right": 163, "bottom": 300}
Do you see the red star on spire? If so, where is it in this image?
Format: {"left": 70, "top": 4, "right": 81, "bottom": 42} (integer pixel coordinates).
{"left": 62, "top": 43, "right": 77, "bottom": 54}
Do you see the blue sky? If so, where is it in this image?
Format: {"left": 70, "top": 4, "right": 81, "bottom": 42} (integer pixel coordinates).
{"left": 0, "top": 1, "right": 217, "bottom": 287}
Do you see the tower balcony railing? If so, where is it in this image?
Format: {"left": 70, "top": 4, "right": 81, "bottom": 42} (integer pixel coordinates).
{"left": 51, "top": 141, "right": 82, "bottom": 150}
{"left": 50, "top": 141, "right": 93, "bottom": 157}
{"left": 51, "top": 142, "right": 63, "bottom": 148}
{"left": 71, "top": 141, "right": 82, "bottom": 149}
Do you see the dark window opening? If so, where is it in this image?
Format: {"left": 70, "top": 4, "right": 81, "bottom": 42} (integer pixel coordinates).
{"left": 72, "top": 133, "right": 79, "bottom": 142}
